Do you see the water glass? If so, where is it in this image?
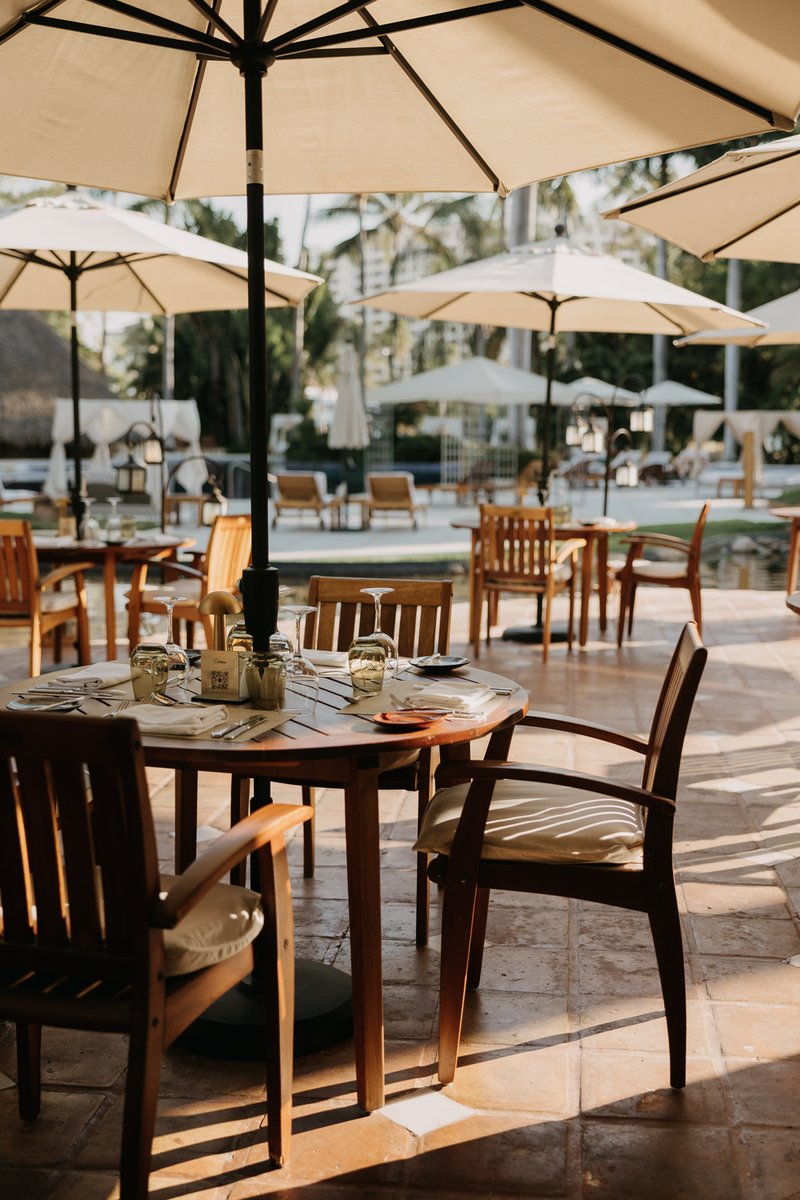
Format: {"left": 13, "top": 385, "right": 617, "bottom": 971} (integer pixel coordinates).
{"left": 226, "top": 619, "right": 253, "bottom": 654}
{"left": 244, "top": 650, "right": 286, "bottom": 710}
{"left": 348, "top": 637, "right": 387, "bottom": 695}
{"left": 130, "top": 643, "right": 169, "bottom": 700}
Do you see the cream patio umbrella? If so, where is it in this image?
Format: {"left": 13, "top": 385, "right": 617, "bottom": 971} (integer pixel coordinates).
{"left": 674, "top": 288, "right": 800, "bottom": 347}
{"left": 605, "top": 135, "right": 800, "bottom": 263}
{"left": 2, "top": 3, "right": 800, "bottom": 650}
{"left": 366, "top": 356, "right": 573, "bottom": 407}
{"left": 328, "top": 342, "right": 369, "bottom": 493}
{"left": 356, "top": 230, "right": 764, "bottom": 498}
{"left": 0, "top": 191, "right": 321, "bottom": 520}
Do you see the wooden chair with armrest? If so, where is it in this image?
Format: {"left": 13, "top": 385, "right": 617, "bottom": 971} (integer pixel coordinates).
{"left": 415, "top": 622, "right": 707, "bottom": 1088}
{"left": 126, "top": 514, "right": 251, "bottom": 653}
{"left": 0, "top": 519, "right": 91, "bottom": 676}
{"left": 615, "top": 501, "right": 710, "bottom": 644}
{"left": 231, "top": 576, "right": 453, "bottom": 946}
{"left": 474, "top": 504, "right": 585, "bottom": 663}
{"left": 0, "top": 711, "right": 310, "bottom": 1198}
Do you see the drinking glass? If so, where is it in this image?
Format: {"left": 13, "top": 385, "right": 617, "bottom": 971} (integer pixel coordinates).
{"left": 81, "top": 497, "right": 101, "bottom": 543}
{"left": 270, "top": 584, "right": 293, "bottom": 655}
{"left": 361, "top": 587, "right": 399, "bottom": 677}
{"left": 153, "top": 594, "right": 191, "bottom": 688}
{"left": 347, "top": 637, "right": 387, "bottom": 695}
{"left": 280, "top": 605, "right": 319, "bottom": 713}
{"left": 130, "top": 643, "right": 169, "bottom": 701}
{"left": 105, "top": 496, "right": 123, "bottom": 543}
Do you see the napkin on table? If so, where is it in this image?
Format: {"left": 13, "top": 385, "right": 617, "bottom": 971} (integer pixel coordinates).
{"left": 303, "top": 649, "right": 349, "bottom": 674}
{"left": 119, "top": 703, "right": 227, "bottom": 738}
{"left": 57, "top": 661, "right": 132, "bottom": 690}
{"left": 409, "top": 683, "right": 495, "bottom": 713}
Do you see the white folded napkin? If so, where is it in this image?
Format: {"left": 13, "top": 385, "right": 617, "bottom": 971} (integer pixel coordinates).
{"left": 120, "top": 703, "right": 228, "bottom": 738}
{"left": 304, "top": 649, "right": 349, "bottom": 672}
{"left": 411, "top": 683, "right": 495, "bottom": 712}
{"left": 58, "top": 662, "right": 132, "bottom": 690}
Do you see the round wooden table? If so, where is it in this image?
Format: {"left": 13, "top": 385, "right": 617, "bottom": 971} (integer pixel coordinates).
{"left": 34, "top": 533, "right": 194, "bottom": 660}
{"left": 2, "top": 663, "right": 526, "bottom": 1114}
{"left": 786, "top": 592, "right": 800, "bottom": 615}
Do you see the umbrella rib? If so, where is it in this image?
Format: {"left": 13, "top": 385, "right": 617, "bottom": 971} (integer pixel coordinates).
{"left": 266, "top": 0, "right": 382, "bottom": 53}
{"left": 352, "top": 8, "right": 502, "bottom": 195}
{"left": 183, "top": 0, "right": 242, "bottom": 45}
{"left": 0, "top": 259, "right": 28, "bottom": 305}
{"left": 256, "top": 0, "right": 281, "bottom": 43}
{"left": 85, "top": 0, "right": 232, "bottom": 55}
{"left": 517, "top": 0, "right": 791, "bottom": 130}
{"left": 271, "top": 0, "right": 518, "bottom": 56}
{"left": 614, "top": 147, "right": 800, "bottom": 216}
{"left": 168, "top": 42, "right": 212, "bottom": 203}
{"left": 0, "top": 0, "right": 61, "bottom": 47}
{"left": 24, "top": 12, "right": 229, "bottom": 59}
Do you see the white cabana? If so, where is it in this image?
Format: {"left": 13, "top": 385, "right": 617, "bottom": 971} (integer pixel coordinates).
{"left": 45, "top": 398, "right": 204, "bottom": 501}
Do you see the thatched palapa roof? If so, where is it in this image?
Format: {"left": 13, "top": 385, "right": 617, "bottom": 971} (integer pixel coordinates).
{"left": 0, "top": 312, "right": 114, "bottom": 448}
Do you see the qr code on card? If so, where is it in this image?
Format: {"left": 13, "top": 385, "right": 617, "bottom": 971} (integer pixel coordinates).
{"left": 209, "top": 670, "right": 230, "bottom": 691}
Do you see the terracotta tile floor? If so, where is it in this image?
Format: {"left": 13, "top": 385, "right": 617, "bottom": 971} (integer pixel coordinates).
{"left": 1, "top": 586, "right": 799, "bottom": 1199}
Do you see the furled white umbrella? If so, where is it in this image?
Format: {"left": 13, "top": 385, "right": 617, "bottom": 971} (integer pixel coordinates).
{"left": 2, "top": 2, "right": 800, "bottom": 652}
{"left": 366, "top": 356, "right": 573, "bottom": 407}
{"left": 0, "top": 191, "right": 321, "bottom": 517}
{"left": 356, "top": 230, "right": 764, "bottom": 496}
{"left": 328, "top": 343, "right": 369, "bottom": 450}
{"left": 675, "top": 288, "right": 800, "bottom": 347}
{"left": 605, "top": 135, "right": 800, "bottom": 263}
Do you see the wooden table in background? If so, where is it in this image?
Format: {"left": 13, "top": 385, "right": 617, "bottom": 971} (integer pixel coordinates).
{"left": 454, "top": 519, "right": 637, "bottom": 647}
{"left": 2, "top": 666, "right": 526, "bottom": 1113}
{"left": 34, "top": 534, "right": 193, "bottom": 660}
{"left": 769, "top": 507, "right": 800, "bottom": 594}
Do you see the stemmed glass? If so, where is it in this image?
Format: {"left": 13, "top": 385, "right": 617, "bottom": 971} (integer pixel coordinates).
{"left": 81, "top": 496, "right": 101, "bottom": 543}
{"left": 269, "top": 585, "right": 294, "bottom": 656}
{"left": 361, "top": 587, "right": 399, "bottom": 677}
{"left": 154, "top": 594, "right": 191, "bottom": 689}
{"left": 105, "top": 495, "right": 123, "bottom": 543}
{"left": 279, "top": 605, "right": 319, "bottom": 713}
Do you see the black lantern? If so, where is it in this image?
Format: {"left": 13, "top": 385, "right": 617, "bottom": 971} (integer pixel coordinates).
{"left": 201, "top": 475, "right": 227, "bottom": 527}
{"left": 115, "top": 451, "right": 148, "bottom": 496}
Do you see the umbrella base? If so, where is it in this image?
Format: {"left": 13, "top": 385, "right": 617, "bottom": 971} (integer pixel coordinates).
{"left": 501, "top": 625, "right": 570, "bottom": 645}
{"left": 176, "top": 959, "right": 353, "bottom": 1060}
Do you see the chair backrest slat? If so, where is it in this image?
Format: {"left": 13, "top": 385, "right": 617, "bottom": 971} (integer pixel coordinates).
{"left": 52, "top": 761, "right": 104, "bottom": 951}
{"left": 204, "top": 515, "right": 252, "bottom": 594}
{"left": 15, "top": 757, "right": 69, "bottom": 946}
{"left": 479, "top": 504, "right": 555, "bottom": 585}
{"left": 642, "top": 622, "right": 707, "bottom": 800}
{"left": 0, "top": 520, "right": 36, "bottom": 611}
{"left": 690, "top": 502, "right": 711, "bottom": 559}
{"left": 0, "top": 758, "right": 35, "bottom": 942}
{"left": 305, "top": 577, "right": 453, "bottom": 658}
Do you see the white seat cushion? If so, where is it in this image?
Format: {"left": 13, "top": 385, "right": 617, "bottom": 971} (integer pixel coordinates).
{"left": 40, "top": 591, "right": 79, "bottom": 613}
{"left": 414, "top": 779, "right": 644, "bottom": 865}
{"left": 159, "top": 873, "right": 263, "bottom": 977}
{"left": 631, "top": 559, "right": 688, "bottom": 580}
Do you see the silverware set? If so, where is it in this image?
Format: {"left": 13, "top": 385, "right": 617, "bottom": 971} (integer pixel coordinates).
{"left": 211, "top": 713, "right": 269, "bottom": 740}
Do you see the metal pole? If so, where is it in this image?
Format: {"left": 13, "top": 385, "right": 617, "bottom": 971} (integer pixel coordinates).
{"left": 237, "top": 0, "right": 279, "bottom": 653}
{"left": 68, "top": 255, "right": 84, "bottom": 531}
{"left": 537, "top": 303, "right": 557, "bottom": 503}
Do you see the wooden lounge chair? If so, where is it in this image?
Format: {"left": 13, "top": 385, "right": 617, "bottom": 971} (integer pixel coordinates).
{"left": 271, "top": 472, "right": 341, "bottom": 529}
{"left": 359, "top": 472, "right": 428, "bottom": 529}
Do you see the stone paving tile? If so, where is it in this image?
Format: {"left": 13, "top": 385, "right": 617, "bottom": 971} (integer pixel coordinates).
{"left": 580, "top": 1120, "right": 743, "bottom": 1200}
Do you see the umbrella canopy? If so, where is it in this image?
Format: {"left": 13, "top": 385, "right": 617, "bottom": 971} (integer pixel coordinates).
{"left": 356, "top": 231, "right": 764, "bottom": 492}
{"left": 565, "top": 377, "right": 642, "bottom": 406}
{"left": 328, "top": 343, "right": 369, "bottom": 450}
{"left": 0, "top": 191, "right": 321, "bottom": 516}
{"left": 366, "top": 357, "right": 573, "bottom": 408}
{"left": 4, "top": 2, "right": 800, "bottom": 651}
{"left": 642, "top": 379, "right": 722, "bottom": 406}
{"left": 675, "top": 288, "right": 800, "bottom": 347}
{"left": 605, "top": 134, "right": 800, "bottom": 263}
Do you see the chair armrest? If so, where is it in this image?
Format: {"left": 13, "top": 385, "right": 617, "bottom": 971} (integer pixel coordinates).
{"left": 619, "top": 533, "right": 692, "bottom": 554}
{"left": 519, "top": 709, "right": 648, "bottom": 754}
{"left": 125, "top": 557, "right": 207, "bottom": 581}
{"left": 38, "top": 562, "right": 94, "bottom": 590}
{"left": 435, "top": 759, "right": 674, "bottom": 813}
{"left": 150, "top": 803, "right": 312, "bottom": 928}
{"left": 554, "top": 537, "right": 586, "bottom": 563}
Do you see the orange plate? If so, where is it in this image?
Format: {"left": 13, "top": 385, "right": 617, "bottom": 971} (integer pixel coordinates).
{"left": 372, "top": 710, "right": 445, "bottom": 731}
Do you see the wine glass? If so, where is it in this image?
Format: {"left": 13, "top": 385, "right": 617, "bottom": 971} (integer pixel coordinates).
{"left": 270, "top": 589, "right": 295, "bottom": 656}
{"left": 361, "top": 587, "right": 399, "bottom": 677}
{"left": 105, "top": 495, "right": 123, "bottom": 543}
{"left": 153, "top": 594, "right": 190, "bottom": 689}
{"left": 280, "top": 605, "right": 319, "bottom": 713}
{"left": 81, "top": 496, "right": 101, "bottom": 543}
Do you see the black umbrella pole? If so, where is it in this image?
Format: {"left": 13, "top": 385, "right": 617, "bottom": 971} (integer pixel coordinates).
{"left": 537, "top": 311, "right": 557, "bottom": 505}
{"left": 68, "top": 263, "right": 84, "bottom": 529}
{"left": 240, "top": 34, "right": 278, "bottom": 652}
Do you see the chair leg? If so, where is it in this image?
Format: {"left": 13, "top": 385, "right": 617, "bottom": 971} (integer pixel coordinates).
{"left": 542, "top": 591, "right": 552, "bottom": 664}
{"left": 185, "top": 620, "right": 195, "bottom": 650}
{"left": 119, "top": 1018, "right": 163, "bottom": 1200}
{"left": 415, "top": 748, "right": 437, "bottom": 947}
{"left": 76, "top": 595, "right": 91, "bottom": 665}
{"left": 466, "top": 887, "right": 490, "bottom": 991}
{"left": 648, "top": 893, "right": 687, "bottom": 1090}
{"left": 29, "top": 616, "right": 42, "bottom": 678}
{"left": 438, "top": 868, "right": 479, "bottom": 1085}
{"left": 230, "top": 776, "right": 251, "bottom": 886}
{"left": 567, "top": 573, "right": 576, "bottom": 651}
{"left": 301, "top": 785, "right": 315, "bottom": 878}
{"left": 52, "top": 625, "right": 63, "bottom": 664}
{"left": 627, "top": 583, "right": 637, "bottom": 636}
{"left": 16, "top": 1021, "right": 42, "bottom": 1121}
{"left": 256, "top": 838, "right": 295, "bottom": 1167}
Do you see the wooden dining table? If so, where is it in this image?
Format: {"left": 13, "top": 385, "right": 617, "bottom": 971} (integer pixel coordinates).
{"left": 2, "top": 664, "right": 526, "bottom": 1114}
{"left": 768, "top": 506, "right": 800, "bottom": 594}
{"left": 34, "top": 533, "right": 194, "bottom": 660}
{"left": 453, "top": 518, "right": 637, "bottom": 646}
